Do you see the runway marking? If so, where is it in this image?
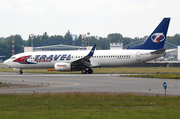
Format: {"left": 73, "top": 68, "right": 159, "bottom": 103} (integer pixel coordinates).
{"left": 50, "top": 85, "right": 79, "bottom": 87}
{"left": 106, "top": 75, "right": 118, "bottom": 79}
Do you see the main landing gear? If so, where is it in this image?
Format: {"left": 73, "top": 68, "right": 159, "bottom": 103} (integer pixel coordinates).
{"left": 82, "top": 68, "right": 93, "bottom": 74}
{"left": 19, "top": 69, "right": 23, "bottom": 74}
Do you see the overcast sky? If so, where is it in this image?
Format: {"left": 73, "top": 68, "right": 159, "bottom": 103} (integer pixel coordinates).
{"left": 0, "top": 0, "right": 179, "bottom": 40}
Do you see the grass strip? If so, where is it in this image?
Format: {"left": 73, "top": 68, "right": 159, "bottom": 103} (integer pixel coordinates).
{"left": 122, "top": 74, "right": 180, "bottom": 79}
{"left": 0, "top": 92, "right": 180, "bottom": 118}
{"left": 1, "top": 67, "right": 180, "bottom": 74}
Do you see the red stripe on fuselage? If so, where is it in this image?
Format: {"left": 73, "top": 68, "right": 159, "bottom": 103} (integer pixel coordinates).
{"left": 13, "top": 55, "right": 31, "bottom": 64}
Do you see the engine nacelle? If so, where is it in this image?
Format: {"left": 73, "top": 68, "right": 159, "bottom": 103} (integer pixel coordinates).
{"left": 54, "top": 63, "right": 71, "bottom": 71}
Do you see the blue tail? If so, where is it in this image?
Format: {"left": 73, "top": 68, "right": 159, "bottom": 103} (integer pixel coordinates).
{"left": 128, "top": 18, "right": 170, "bottom": 50}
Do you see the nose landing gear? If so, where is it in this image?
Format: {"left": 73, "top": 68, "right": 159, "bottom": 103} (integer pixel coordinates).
{"left": 19, "top": 69, "right": 23, "bottom": 74}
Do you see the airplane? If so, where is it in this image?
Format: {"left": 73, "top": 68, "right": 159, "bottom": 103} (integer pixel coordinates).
{"left": 3, "top": 18, "right": 170, "bottom": 74}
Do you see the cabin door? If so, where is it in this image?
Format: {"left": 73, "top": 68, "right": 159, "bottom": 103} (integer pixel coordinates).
{"left": 136, "top": 52, "right": 141, "bottom": 61}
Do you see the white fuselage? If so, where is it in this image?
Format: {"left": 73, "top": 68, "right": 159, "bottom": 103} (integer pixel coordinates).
{"left": 4, "top": 49, "right": 163, "bottom": 69}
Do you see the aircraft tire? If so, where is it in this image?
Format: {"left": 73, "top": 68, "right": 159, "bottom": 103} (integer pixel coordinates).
{"left": 82, "top": 69, "right": 87, "bottom": 74}
{"left": 88, "top": 68, "right": 93, "bottom": 74}
{"left": 19, "top": 70, "right": 23, "bottom": 74}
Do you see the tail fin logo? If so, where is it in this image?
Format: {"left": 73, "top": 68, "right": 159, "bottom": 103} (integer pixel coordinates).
{"left": 151, "top": 33, "right": 165, "bottom": 43}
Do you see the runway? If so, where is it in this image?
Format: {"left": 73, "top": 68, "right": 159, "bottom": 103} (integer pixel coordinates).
{"left": 0, "top": 72, "right": 180, "bottom": 95}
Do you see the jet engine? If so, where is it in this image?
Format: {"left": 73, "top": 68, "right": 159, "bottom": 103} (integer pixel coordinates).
{"left": 54, "top": 63, "right": 71, "bottom": 71}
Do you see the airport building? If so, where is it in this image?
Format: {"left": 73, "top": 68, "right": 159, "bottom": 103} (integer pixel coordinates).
{"left": 178, "top": 46, "right": 180, "bottom": 60}
{"left": 110, "top": 42, "right": 123, "bottom": 50}
{"left": 24, "top": 45, "right": 92, "bottom": 52}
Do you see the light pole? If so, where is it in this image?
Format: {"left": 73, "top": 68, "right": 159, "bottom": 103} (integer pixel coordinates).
{"left": 87, "top": 32, "right": 90, "bottom": 46}
{"left": 30, "top": 34, "right": 34, "bottom": 47}
{"left": 80, "top": 34, "right": 86, "bottom": 47}
{"left": 11, "top": 35, "right": 16, "bottom": 56}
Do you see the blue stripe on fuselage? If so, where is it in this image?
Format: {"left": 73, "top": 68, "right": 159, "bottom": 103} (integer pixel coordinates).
{"left": 34, "top": 54, "right": 71, "bottom": 62}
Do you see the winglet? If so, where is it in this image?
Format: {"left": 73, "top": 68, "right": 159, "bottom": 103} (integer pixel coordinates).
{"left": 87, "top": 44, "right": 96, "bottom": 56}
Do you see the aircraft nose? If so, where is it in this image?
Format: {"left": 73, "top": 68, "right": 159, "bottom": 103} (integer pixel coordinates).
{"left": 3, "top": 59, "right": 9, "bottom": 65}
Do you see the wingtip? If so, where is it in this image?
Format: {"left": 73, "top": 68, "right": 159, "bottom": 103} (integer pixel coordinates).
{"left": 87, "top": 44, "right": 96, "bottom": 56}
{"left": 91, "top": 44, "right": 96, "bottom": 50}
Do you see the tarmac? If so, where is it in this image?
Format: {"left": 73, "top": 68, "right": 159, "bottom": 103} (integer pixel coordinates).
{"left": 0, "top": 72, "right": 180, "bottom": 95}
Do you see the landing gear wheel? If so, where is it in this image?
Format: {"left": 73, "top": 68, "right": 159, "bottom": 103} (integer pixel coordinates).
{"left": 82, "top": 69, "right": 87, "bottom": 74}
{"left": 19, "top": 70, "right": 23, "bottom": 74}
{"left": 88, "top": 68, "right": 93, "bottom": 74}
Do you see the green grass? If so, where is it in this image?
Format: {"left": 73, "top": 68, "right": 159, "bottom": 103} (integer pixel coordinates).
{"left": 1, "top": 67, "right": 180, "bottom": 118}
{"left": 1, "top": 67, "right": 180, "bottom": 74}
{"left": 0, "top": 92, "right": 180, "bottom": 118}
{"left": 1, "top": 67, "right": 180, "bottom": 79}
{"left": 123, "top": 74, "right": 180, "bottom": 79}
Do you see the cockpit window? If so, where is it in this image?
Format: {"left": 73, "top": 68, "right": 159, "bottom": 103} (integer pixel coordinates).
{"left": 11, "top": 57, "right": 16, "bottom": 59}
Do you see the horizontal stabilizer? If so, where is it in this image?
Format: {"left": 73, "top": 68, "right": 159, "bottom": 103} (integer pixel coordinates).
{"left": 150, "top": 48, "right": 166, "bottom": 54}
{"left": 166, "top": 48, "right": 177, "bottom": 53}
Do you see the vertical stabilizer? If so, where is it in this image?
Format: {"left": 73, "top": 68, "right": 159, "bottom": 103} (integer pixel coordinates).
{"left": 128, "top": 18, "right": 170, "bottom": 50}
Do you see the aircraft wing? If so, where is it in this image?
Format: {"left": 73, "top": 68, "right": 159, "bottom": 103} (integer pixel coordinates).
{"left": 71, "top": 44, "right": 96, "bottom": 68}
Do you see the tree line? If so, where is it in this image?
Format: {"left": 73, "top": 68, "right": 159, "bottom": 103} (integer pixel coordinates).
{"left": 0, "top": 30, "right": 180, "bottom": 61}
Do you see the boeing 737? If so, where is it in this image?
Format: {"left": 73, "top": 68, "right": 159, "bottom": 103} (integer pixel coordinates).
{"left": 3, "top": 18, "right": 170, "bottom": 74}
